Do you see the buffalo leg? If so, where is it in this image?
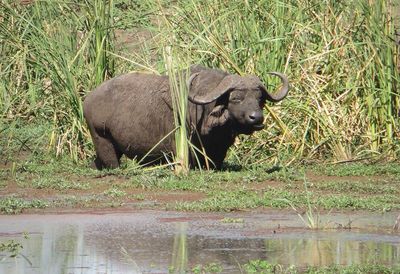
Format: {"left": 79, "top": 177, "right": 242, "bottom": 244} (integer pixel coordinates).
{"left": 88, "top": 127, "right": 121, "bottom": 170}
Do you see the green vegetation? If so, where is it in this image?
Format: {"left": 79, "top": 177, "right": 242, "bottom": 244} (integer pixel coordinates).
{"left": 0, "top": 240, "right": 24, "bottom": 258}
{"left": 103, "top": 187, "right": 126, "bottom": 198}
{"left": 159, "top": 0, "right": 399, "bottom": 163}
{"left": 169, "top": 259, "right": 400, "bottom": 273}
{"left": 242, "top": 260, "right": 400, "bottom": 274}
{"left": 19, "top": 177, "right": 90, "bottom": 190}
{"left": 1, "top": 0, "right": 399, "bottom": 165}
{"left": 0, "top": 123, "right": 399, "bottom": 214}
{"left": 221, "top": 217, "right": 244, "bottom": 223}
{"left": 243, "top": 260, "right": 290, "bottom": 274}
{"left": 191, "top": 262, "right": 223, "bottom": 274}
{"left": 0, "top": 0, "right": 115, "bottom": 161}
{"left": 1, "top": 3, "right": 399, "bottom": 273}
{"left": 0, "top": 1, "right": 399, "bottom": 214}
{"left": 165, "top": 48, "right": 191, "bottom": 174}
{"left": 312, "top": 163, "right": 400, "bottom": 177}
{"left": 0, "top": 197, "right": 47, "bottom": 214}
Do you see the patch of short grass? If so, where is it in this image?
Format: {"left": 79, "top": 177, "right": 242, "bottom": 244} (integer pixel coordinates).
{"left": 18, "top": 177, "right": 90, "bottom": 191}
{"left": 317, "top": 194, "right": 400, "bottom": 211}
{"left": 175, "top": 186, "right": 400, "bottom": 212}
{"left": 243, "top": 260, "right": 400, "bottom": 274}
{"left": 312, "top": 181, "right": 399, "bottom": 195}
{"left": 304, "top": 264, "right": 400, "bottom": 274}
{"left": 173, "top": 259, "right": 400, "bottom": 273}
{"left": 52, "top": 195, "right": 103, "bottom": 209}
{"left": 103, "top": 187, "right": 127, "bottom": 198}
{"left": 131, "top": 194, "right": 145, "bottom": 201}
{"left": 2, "top": 129, "right": 400, "bottom": 213}
{"left": 127, "top": 167, "right": 302, "bottom": 192}
{"left": 19, "top": 154, "right": 98, "bottom": 177}
{"left": 0, "top": 197, "right": 48, "bottom": 214}
{"left": 0, "top": 172, "right": 7, "bottom": 188}
{"left": 175, "top": 188, "right": 305, "bottom": 211}
{"left": 312, "top": 163, "right": 400, "bottom": 177}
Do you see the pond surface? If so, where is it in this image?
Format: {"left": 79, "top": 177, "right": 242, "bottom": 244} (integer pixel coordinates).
{"left": 0, "top": 210, "right": 399, "bottom": 273}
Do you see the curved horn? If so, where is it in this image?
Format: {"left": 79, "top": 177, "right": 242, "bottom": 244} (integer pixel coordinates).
{"left": 262, "top": 72, "right": 290, "bottom": 103}
{"left": 187, "top": 74, "right": 236, "bottom": 105}
{"left": 186, "top": 72, "right": 199, "bottom": 91}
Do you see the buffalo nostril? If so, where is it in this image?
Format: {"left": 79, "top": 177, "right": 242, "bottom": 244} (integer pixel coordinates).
{"left": 247, "top": 112, "right": 263, "bottom": 124}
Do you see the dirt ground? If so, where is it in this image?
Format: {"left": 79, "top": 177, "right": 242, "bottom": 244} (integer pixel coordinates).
{"left": 0, "top": 165, "right": 397, "bottom": 214}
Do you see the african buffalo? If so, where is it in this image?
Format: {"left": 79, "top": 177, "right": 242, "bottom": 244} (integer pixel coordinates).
{"left": 83, "top": 65, "right": 290, "bottom": 170}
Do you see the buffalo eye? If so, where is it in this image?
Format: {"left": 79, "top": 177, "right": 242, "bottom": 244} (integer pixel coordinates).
{"left": 230, "top": 98, "right": 242, "bottom": 104}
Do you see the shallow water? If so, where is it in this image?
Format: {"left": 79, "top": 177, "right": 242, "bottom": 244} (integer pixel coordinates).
{"left": 0, "top": 210, "right": 399, "bottom": 273}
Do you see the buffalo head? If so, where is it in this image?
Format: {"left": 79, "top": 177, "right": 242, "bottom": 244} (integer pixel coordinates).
{"left": 187, "top": 70, "right": 290, "bottom": 135}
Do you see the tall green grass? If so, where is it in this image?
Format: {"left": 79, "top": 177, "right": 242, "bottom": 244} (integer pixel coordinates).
{"left": 1, "top": 0, "right": 399, "bottom": 166}
{"left": 164, "top": 46, "right": 190, "bottom": 175}
{"left": 161, "top": 0, "right": 399, "bottom": 164}
{"left": 0, "top": 0, "right": 115, "bottom": 161}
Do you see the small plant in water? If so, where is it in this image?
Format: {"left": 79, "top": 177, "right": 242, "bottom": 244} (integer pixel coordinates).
{"left": 277, "top": 178, "right": 325, "bottom": 229}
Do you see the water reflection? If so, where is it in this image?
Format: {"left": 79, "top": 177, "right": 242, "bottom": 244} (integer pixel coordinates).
{"left": 0, "top": 211, "right": 399, "bottom": 273}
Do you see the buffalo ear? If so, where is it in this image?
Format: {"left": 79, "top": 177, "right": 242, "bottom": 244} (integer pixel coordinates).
{"left": 201, "top": 105, "right": 230, "bottom": 135}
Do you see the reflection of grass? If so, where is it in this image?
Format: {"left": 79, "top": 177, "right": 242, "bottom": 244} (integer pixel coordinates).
{"left": 394, "top": 214, "right": 400, "bottom": 230}
{"left": 0, "top": 240, "right": 23, "bottom": 257}
{"left": 192, "top": 262, "right": 223, "bottom": 274}
{"left": 0, "top": 237, "right": 32, "bottom": 266}
{"left": 170, "top": 223, "right": 188, "bottom": 273}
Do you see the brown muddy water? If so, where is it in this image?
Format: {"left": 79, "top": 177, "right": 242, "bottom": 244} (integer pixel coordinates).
{"left": 0, "top": 210, "right": 399, "bottom": 273}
